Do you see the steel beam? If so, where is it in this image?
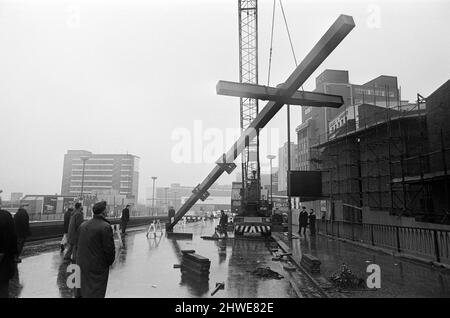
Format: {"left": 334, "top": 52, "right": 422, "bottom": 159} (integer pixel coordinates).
{"left": 216, "top": 80, "right": 344, "bottom": 108}
{"left": 167, "top": 14, "right": 355, "bottom": 231}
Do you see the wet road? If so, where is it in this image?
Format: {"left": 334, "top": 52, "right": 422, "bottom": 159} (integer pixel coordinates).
{"left": 9, "top": 219, "right": 301, "bottom": 298}
{"left": 286, "top": 225, "right": 450, "bottom": 298}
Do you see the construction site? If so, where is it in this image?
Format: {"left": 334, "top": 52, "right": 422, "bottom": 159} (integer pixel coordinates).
{"left": 1, "top": 0, "right": 450, "bottom": 301}
{"left": 306, "top": 80, "right": 450, "bottom": 226}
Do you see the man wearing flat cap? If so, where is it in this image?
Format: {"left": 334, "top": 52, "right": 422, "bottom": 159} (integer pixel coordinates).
{"left": 76, "top": 201, "right": 115, "bottom": 298}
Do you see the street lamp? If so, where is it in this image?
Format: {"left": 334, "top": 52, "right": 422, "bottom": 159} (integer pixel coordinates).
{"left": 80, "top": 156, "right": 90, "bottom": 200}
{"left": 151, "top": 176, "right": 157, "bottom": 216}
{"left": 267, "top": 155, "right": 276, "bottom": 207}
{"left": 164, "top": 187, "right": 169, "bottom": 211}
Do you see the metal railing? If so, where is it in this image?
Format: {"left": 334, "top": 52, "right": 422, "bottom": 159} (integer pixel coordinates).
{"left": 27, "top": 210, "right": 166, "bottom": 223}
{"left": 317, "top": 220, "right": 450, "bottom": 265}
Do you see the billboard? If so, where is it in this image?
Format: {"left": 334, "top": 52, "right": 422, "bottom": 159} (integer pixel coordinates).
{"left": 288, "top": 171, "right": 322, "bottom": 199}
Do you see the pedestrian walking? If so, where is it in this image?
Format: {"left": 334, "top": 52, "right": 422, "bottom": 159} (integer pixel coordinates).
{"left": 120, "top": 204, "right": 130, "bottom": 235}
{"left": 60, "top": 207, "right": 74, "bottom": 253}
{"left": 77, "top": 201, "right": 115, "bottom": 298}
{"left": 298, "top": 206, "right": 308, "bottom": 236}
{"left": 168, "top": 206, "right": 175, "bottom": 223}
{"left": 13, "top": 207, "right": 30, "bottom": 263}
{"left": 0, "top": 209, "right": 18, "bottom": 298}
{"left": 309, "top": 208, "right": 316, "bottom": 236}
{"left": 64, "top": 202, "right": 84, "bottom": 262}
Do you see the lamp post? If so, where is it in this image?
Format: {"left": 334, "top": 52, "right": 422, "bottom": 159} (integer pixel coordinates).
{"left": 151, "top": 176, "right": 157, "bottom": 216}
{"left": 287, "top": 105, "right": 293, "bottom": 239}
{"left": 267, "top": 155, "right": 276, "bottom": 207}
{"left": 80, "top": 156, "right": 90, "bottom": 200}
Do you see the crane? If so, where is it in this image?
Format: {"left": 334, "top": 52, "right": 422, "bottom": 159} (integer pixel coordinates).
{"left": 165, "top": 14, "right": 355, "bottom": 232}
{"left": 238, "top": 0, "right": 261, "bottom": 206}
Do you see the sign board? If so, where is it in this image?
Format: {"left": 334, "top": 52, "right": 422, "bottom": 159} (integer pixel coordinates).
{"left": 288, "top": 171, "right": 322, "bottom": 199}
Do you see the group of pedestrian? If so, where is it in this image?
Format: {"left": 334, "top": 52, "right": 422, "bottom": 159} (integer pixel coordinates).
{"left": 0, "top": 206, "right": 31, "bottom": 298}
{"left": 298, "top": 206, "right": 316, "bottom": 237}
{"left": 1, "top": 200, "right": 131, "bottom": 298}
{"left": 60, "top": 202, "right": 131, "bottom": 297}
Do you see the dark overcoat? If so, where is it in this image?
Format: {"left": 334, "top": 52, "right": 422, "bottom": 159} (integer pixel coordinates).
{"left": 76, "top": 215, "right": 115, "bottom": 298}
{"left": 13, "top": 208, "right": 30, "bottom": 238}
{"left": 63, "top": 209, "right": 73, "bottom": 234}
{"left": 0, "top": 210, "right": 18, "bottom": 282}
{"left": 68, "top": 210, "right": 84, "bottom": 245}
{"left": 121, "top": 208, "right": 130, "bottom": 222}
{"left": 299, "top": 211, "right": 309, "bottom": 227}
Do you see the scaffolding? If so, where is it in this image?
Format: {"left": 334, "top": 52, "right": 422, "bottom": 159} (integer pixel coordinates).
{"left": 310, "top": 86, "right": 450, "bottom": 225}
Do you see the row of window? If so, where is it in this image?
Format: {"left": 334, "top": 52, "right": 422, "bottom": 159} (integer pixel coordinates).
{"left": 354, "top": 87, "right": 396, "bottom": 98}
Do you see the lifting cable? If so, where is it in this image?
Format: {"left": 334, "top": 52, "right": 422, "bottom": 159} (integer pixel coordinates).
{"left": 267, "top": 0, "right": 276, "bottom": 86}
{"left": 279, "top": 0, "right": 303, "bottom": 92}
{"left": 267, "top": 0, "right": 303, "bottom": 92}
{"left": 279, "top": 0, "right": 297, "bottom": 67}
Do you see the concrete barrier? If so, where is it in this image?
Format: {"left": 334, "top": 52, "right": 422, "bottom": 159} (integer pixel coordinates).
{"left": 28, "top": 216, "right": 168, "bottom": 242}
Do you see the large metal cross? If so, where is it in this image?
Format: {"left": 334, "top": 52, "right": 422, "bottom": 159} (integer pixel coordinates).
{"left": 167, "top": 14, "right": 355, "bottom": 231}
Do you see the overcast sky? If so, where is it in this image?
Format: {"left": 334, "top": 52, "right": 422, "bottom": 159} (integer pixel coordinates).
{"left": 0, "top": 0, "right": 449, "bottom": 203}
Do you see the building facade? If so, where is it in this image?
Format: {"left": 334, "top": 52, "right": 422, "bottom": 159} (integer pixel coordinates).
{"left": 309, "top": 79, "right": 450, "bottom": 225}
{"left": 298, "top": 69, "right": 402, "bottom": 171}
{"left": 61, "top": 150, "right": 139, "bottom": 204}
{"left": 150, "top": 183, "right": 231, "bottom": 212}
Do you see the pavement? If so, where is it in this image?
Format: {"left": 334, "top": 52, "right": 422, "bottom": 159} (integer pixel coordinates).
{"left": 6, "top": 220, "right": 325, "bottom": 298}
{"left": 276, "top": 225, "right": 450, "bottom": 298}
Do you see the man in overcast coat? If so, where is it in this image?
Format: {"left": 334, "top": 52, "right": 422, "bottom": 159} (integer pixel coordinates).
{"left": 77, "top": 201, "right": 115, "bottom": 298}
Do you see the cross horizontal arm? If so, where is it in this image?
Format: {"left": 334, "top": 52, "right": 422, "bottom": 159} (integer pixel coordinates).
{"left": 167, "top": 14, "right": 355, "bottom": 231}
{"left": 216, "top": 80, "right": 344, "bottom": 108}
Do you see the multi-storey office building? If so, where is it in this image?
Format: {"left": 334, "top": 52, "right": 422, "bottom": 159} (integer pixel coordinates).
{"left": 61, "top": 150, "right": 139, "bottom": 204}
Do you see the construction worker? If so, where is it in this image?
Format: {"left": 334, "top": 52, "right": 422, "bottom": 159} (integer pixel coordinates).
{"left": 219, "top": 210, "right": 228, "bottom": 236}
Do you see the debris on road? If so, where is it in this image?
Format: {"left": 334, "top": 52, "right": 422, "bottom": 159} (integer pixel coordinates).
{"left": 201, "top": 236, "right": 220, "bottom": 241}
{"left": 250, "top": 267, "right": 284, "bottom": 279}
{"left": 181, "top": 252, "right": 211, "bottom": 276}
{"left": 282, "top": 264, "right": 296, "bottom": 271}
{"left": 211, "top": 282, "right": 225, "bottom": 296}
{"left": 300, "top": 254, "right": 321, "bottom": 273}
{"left": 272, "top": 252, "right": 292, "bottom": 261}
{"left": 328, "top": 263, "right": 365, "bottom": 289}
{"left": 167, "top": 232, "right": 193, "bottom": 240}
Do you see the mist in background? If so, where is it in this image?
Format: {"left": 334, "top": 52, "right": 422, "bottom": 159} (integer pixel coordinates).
{"left": 0, "top": 0, "right": 449, "bottom": 203}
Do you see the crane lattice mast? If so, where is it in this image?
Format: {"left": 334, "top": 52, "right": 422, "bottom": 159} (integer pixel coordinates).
{"left": 238, "top": 0, "right": 260, "bottom": 200}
